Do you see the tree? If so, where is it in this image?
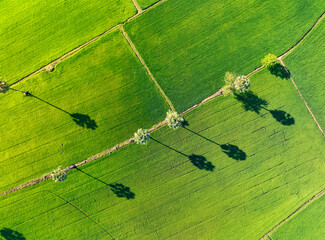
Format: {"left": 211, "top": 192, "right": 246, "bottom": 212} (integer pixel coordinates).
{"left": 223, "top": 72, "right": 250, "bottom": 95}
{"left": 134, "top": 128, "right": 149, "bottom": 145}
{"left": 0, "top": 80, "right": 10, "bottom": 94}
{"left": 261, "top": 53, "right": 279, "bottom": 68}
{"left": 51, "top": 166, "right": 67, "bottom": 182}
{"left": 166, "top": 110, "right": 184, "bottom": 129}
{"left": 0, "top": 79, "right": 30, "bottom": 95}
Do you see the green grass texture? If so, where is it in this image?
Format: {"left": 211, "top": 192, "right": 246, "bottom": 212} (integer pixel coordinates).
{"left": 137, "top": 0, "right": 161, "bottom": 9}
{"left": 0, "top": 30, "right": 169, "bottom": 193}
{"left": 271, "top": 193, "right": 325, "bottom": 240}
{"left": 0, "top": 0, "right": 136, "bottom": 84}
{"left": 1, "top": 69, "right": 324, "bottom": 239}
{"left": 125, "top": 0, "right": 325, "bottom": 111}
{"left": 284, "top": 19, "right": 325, "bottom": 130}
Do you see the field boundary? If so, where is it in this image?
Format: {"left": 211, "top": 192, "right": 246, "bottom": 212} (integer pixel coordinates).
{"left": 10, "top": 0, "right": 168, "bottom": 88}
{"left": 120, "top": 26, "right": 175, "bottom": 111}
{"left": 259, "top": 188, "right": 325, "bottom": 239}
{"left": 1, "top": 10, "right": 324, "bottom": 199}
{"left": 280, "top": 60, "right": 325, "bottom": 137}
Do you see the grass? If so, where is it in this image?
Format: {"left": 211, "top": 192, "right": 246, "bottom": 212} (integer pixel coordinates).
{"left": 0, "top": 0, "right": 136, "bottom": 84}
{"left": 0, "top": 30, "right": 169, "bottom": 193}
{"left": 271, "top": 193, "right": 325, "bottom": 240}
{"left": 283, "top": 19, "right": 325, "bottom": 130}
{"left": 137, "top": 0, "right": 161, "bottom": 9}
{"left": 1, "top": 69, "right": 324, "bottom": 239}
{"left": 124, "top": 0, "right": 324, "bottom": 111}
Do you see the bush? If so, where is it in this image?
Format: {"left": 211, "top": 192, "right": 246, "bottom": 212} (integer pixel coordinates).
{"left": 0, "top": 80, "right": 10, "bottom": 93}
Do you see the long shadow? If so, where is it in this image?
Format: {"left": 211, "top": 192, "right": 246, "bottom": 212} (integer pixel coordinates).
{"left": 151, "top": 137, "right": 215, "bottom": 171}
{"left": 234, "top": 91, "right": 295, "bottom": 126}
{"left": 269, "top": 63, "right": 290, "bottom": 79}
{"left": 0, "top": 228, "right": 26, "bottom": 240}
{"left": 30, "top": 94, "right": 98, "bottom": 130}
{"left": 182, "top": 127, "right": 247, "bottom": 161}
{"left": 76, "top": 168, "right": 135, "bottom": 200}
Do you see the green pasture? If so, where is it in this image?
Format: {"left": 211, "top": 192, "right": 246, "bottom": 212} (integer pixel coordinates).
{"left": 137, "top": 0, "right": 161, "bottom": 9}
{"left": 271, "top": 194, "right": 325, "bottom": 240}
{"left": 1, "top": 69, "right": 324, "bottom": 239}
{"left": 0, "top": 30, "right": 168, "bottom": 193}
{"left": 125, "top": 0, "right": 325, "bottom": 111}
{"left": 0, "top": 0, "right": 136, "bottom": 84}
{"left": 284, "top": 20, "right": 325, "bottom": 129}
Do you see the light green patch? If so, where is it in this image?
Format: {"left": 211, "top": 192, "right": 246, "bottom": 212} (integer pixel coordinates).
{"left": 0, "top": 30, "right": 169, "bottom": 193}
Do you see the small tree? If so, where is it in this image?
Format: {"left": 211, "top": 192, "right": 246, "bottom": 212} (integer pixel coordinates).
{"left": 223, "top": 72, "right": 250, "bottom": 95}
{"left": 134, "top": 128, "right": 149, "bottom": 145}
{"left": 51, "top": 166, "right": 67, "bottom": 182}
{"left": 0, "top": 80, "right": 10, "bottom": 93}
{"left": 261, "top": 53, "right": 279, "bottom": 68}
{"left": 166, "top": 110, "right": 184, "bottom": 129}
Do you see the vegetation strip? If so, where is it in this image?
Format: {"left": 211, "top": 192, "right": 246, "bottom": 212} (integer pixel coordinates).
{"left": 259, "top": 188, "right": 325, "bottom": 240}
{"left": 10, "top": 0, "right": 168, "bottom": 88}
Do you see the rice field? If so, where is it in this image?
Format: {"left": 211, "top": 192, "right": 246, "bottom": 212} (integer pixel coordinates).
{"left": 1, "top": 69, "right": 324, "bottom": 239}
{"left": 0, "top": 30, "right": 168, "bottom": 193}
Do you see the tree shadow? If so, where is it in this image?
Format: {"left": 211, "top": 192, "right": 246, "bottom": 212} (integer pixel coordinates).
{"left": 70, "top": 113, "right": 98, "bottom": 130}
{"left": 269, "top": 63, "right": 290, "bottom": 79}
{"left": 109, "top": 183, "right": 135, "bottom": 200}
{"left": 188, "top": 154, "right": 215, "bottom": 171}
{"left": 0, "top": 228, "right": 25, "bottom": 240}
{"left": 234, "top": 91, "right": 295, "bottom": 126}
{"left": 30, "top": 94, "right": 97, "bottom": 130}
{"left": 151, "top": 137, "right": 215, "bottom": 171}
{"left": 182, "top": 127, "right": 247, "bottom": 161}
{"left": 269, "top": 110, "right": 295, "bottom": 126}
{"left": 75, "top": 168, "right": 135, "bottom": 200}
{"left": 220, "top": 144, "right": 246, "bottom": 161}
{"left": 234, "top": 91, "right": 268, "bottom": 114}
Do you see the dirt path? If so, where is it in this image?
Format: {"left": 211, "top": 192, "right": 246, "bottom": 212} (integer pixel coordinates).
{"left": 120, "top": 26, "right": 176, "bottom": 111}
{"left": 11, "top": 0, "right": 168, "bottom": 87}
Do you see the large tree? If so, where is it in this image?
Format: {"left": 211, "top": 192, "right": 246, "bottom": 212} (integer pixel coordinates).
{"left": 223, "top": 72, "right": 250, "bottom": 95}
{"left": 134, "top": 128, "right": 150, "bottom": 145}
{"left": 261, "top": 53, "right": 279, "bottom": 68}
{"left": 51, "top": 166, "right": 68, "bottom": 182}
{"left": 166, "top": 110, "right": 184, "bottom": 129}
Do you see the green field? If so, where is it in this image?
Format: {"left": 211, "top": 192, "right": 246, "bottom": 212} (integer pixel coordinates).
{"left": 125, "top": 0, "right": 324, "bottom": 111}
{"left": 284, "top": 20, "right": 325, "bottom": 129}
{"left": 0, "top": 30, "right": 168, "bottom": 193}
{"left": 1, "top": 69, "right": 324, "bottom": 239}
{"left": 137, "top": 0, "right": 161, "bottom": 9}
{"left": 0, "top": 0, "right": 136, "bottom": 84}
{"left": 271, "top": 194, "right": 325, "bottom": 240}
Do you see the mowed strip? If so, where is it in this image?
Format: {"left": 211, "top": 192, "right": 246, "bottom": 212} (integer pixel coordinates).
{"left": 0, "top": 0, "right": 136, "bottom": 84}
{"left": 283, "top": 20, "right": 325, "bottom": 129}
{"left": 0, "top": 30, "right": 169, "bottom": 193}
{"left": 124, "top": 0, "right": 325, "bottom": 111}
{"left": 1, "top": 69, "right": 324, "bottom": 239}
{"left": 270, "top": 193, "right": 325, "bottom": 240}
